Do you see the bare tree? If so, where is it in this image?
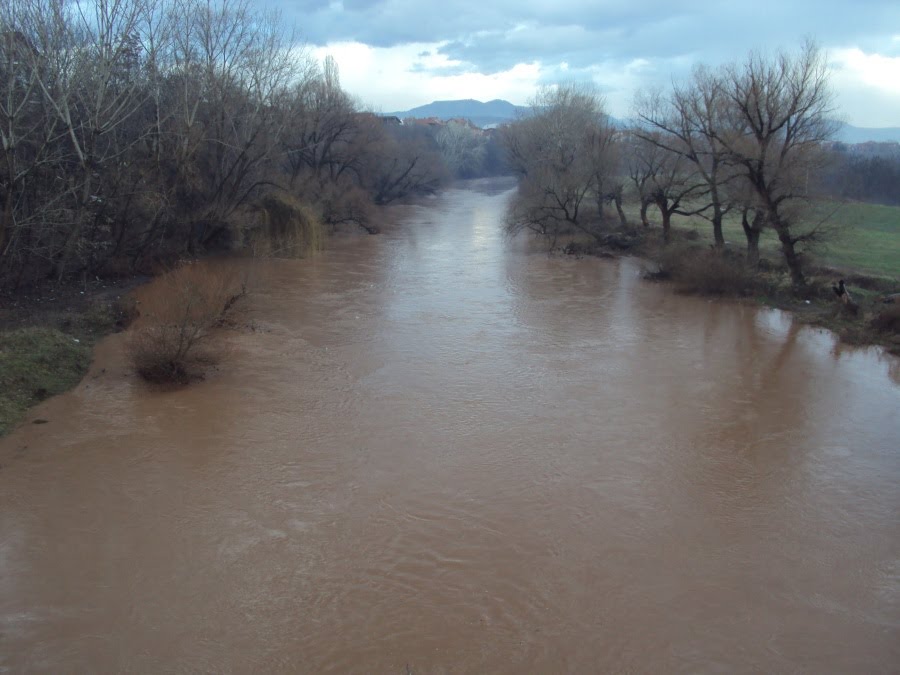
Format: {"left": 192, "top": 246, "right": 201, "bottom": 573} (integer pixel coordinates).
{"left": 280, "top": 54, "right": 354, "bottom": 187}
{"left": 365, "top": 123, "right": 445, "bottom": 205}
{"left": 167, "top": 0, "right": 300, "bottom": 250}
{"left": 0, "top": 6, "right": 60, "bottom": 277}
{"left": 435, "top": 120, "right": 486, "bottom": 178}
{"left": 27, "top": 0, "right": 159, "bottom": 278}
{"left": 0, "top": 0, "right": 462, "bottom": 288}
{"left": 627, "top": 129, "right": 709, "bottom": 241}
{"left": 713, "top": 40, "right": 838, "bottom": 284}
{"left": 635, "top": 66, "right": 737, "bottom": 248}
{"left": 503, "top": 83, "right": 617, "bottom": 246}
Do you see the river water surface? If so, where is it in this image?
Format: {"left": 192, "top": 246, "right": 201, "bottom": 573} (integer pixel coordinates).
{"left": 2, "top": 179, "right": 899, "bottom": 673}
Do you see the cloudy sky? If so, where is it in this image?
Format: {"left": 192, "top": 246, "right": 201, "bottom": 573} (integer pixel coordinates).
{"left": 265, "top": 0, "right": 900, "bottom": 127}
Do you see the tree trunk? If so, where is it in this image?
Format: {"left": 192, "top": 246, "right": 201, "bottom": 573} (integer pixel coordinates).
{"left": 654, "top": 195, "right": 671, "bottom": 242}
{"left": 741, "top": 208, "right": 763, "bottom": 266}
{"left": 55, "top": 171, "right": 93, "bottom": 281}
{"left": 661, "top": 209, "right": 672, "bottom": 243}
{"left": 745, "top": 227, "right": 760, "bottom": 266}
{"left": 774, "top": 223, "right": 804, "bottom": 285}
{"left": 613, "top": 189, "right": 627, "bottom": 227}
{"left": 712, "top": 210, "right": 725, "bottom": 248}
{"left": 639, "top": 199, "right": 650, "bottom": 228}
{"left": 0, "top": 191, "right": 11, "bottom": 258}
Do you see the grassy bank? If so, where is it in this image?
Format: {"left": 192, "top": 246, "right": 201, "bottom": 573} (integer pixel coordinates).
{"left": 0, "top": 285, "right": 135, "bottom": 436}
{"left": 0, "top": 328, "right": 93, "bottom": 435}
{"left": 634, "top": 199, "right": 900, "bottom": 354}
{"left": 0, "top": 193, "right": 324, "bottom": 436}
{"left": 654, "top": 200, "right": 900, "bottom": 279}
{"left": 560, "top": 199, "right": 900, "bottom": 354}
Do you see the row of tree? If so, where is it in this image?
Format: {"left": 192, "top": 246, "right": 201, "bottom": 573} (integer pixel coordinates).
{"left": 503, "top": 40, "right": 838, "bottom": 285}
{"left": 0, "top": 0, "right": 448, "bottom": 289}
{"left": 821, "top": 147, "right": 900, "bottom": 206}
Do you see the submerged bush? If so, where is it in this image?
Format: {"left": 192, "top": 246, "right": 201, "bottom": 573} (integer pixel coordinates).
{"left": 127, "top": 263, "right": 247, "bottom": 383}
{"left": 650, "top": 246, "right": 765, "bottom": 296}
{"left": 871, "top": 303, "right": 900, "bottom": 334}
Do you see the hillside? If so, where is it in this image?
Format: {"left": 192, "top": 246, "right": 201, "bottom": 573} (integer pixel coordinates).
{"left": 385, "top": 99, "right": 529, "bottom": 127}
{"left": 836, "top": 123, "right": 900, "bottom": 144}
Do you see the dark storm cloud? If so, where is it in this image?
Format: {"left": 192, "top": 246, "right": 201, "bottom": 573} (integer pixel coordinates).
{"left": 433, "top": 2, "right": 900, "bottom": 75}
{"left": 269, "top": 0, "right": 900, "bottom": 73}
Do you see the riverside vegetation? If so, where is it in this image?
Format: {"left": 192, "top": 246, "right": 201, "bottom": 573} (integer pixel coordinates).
{"left": 0, "top": 0, "right": 496, "bottom": 433}
{"left": 500, "top": 41, "right": 900, "bottom": 355}
{"left": 2, "top": 18, "right": 898, "bottom": 434}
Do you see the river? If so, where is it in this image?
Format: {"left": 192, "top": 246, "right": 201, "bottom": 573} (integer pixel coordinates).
{"left": 1, "top": 179, "right": 899, "bottom": 673}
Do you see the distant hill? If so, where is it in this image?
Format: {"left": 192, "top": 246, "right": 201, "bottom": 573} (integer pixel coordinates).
{"left": 384, "top": 99, "right": 529, "bottom": 128}
{"left": 385, "top": 100, "right": 900, "bottom": 143}
{"left": 836, "top": 123, "right": 900, "bottom": 144}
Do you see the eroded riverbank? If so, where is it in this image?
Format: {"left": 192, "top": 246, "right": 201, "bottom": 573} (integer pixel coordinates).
{"left": 1, "top": 179, "right": 898, "bottom": 672}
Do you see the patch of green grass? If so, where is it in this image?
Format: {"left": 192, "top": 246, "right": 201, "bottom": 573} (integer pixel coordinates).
{"left": 626, "top": 199, "right": 900, "bottom": 279}
{"left": 0, "top": 327, "right": 92, "bottom": 435}
{"left": 812, "top": 202, "right": 900, "bottom": 278}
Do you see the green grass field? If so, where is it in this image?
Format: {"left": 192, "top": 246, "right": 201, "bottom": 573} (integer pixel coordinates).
{"left": 639, "top": 200, "right": 900, "bottom": 280}
{"left": 0, "top": 328, "right": 92, "bottom": 435}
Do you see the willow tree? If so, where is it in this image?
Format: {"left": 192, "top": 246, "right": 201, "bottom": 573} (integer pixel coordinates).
{"left": 714, "top": 40, "right": 838, "bottom": 284}
{"left": 635, "top": 65, "right": 737, "bottom": 248}
{"left": 503, "top": 83, "right": 618, "bottom": 246}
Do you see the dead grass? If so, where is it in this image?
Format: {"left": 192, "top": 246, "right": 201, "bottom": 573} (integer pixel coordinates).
{"left": 127, "top": 262, "right": 247, "bottom": 383}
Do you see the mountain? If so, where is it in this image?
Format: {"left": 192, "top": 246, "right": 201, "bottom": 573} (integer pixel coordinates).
{"left": 385, "top": 100, "right": 900, "bottom": 143}
{"left": 384, "top": 99, "right": 528, "bottom": 128}
{"left": 836, "top": 123, "right": 900, "bottom": 144}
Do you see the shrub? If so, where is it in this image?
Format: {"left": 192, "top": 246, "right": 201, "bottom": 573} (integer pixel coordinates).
{"left": 127, "top": 262, "right": 246, "bottom": 383}
{"left": 871, "top": 304, "right": 900, "bottom": 334}
{"left": 649, "top": 245, "right": 765, "bottom": 296}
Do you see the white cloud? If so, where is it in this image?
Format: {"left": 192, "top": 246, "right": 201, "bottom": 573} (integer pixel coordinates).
{"left": 831, "top": 48, "right": 900, "bottom": 126}
{"left": 310, "top": 40, "right": 900, "bottom": 127}
{"left": 314, "top": 41, "right": 541, "bottom": 110}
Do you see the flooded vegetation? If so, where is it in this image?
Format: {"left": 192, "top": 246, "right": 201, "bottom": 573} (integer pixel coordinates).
{"left": 1, "top": 181, "right": 899, "bottom": 672}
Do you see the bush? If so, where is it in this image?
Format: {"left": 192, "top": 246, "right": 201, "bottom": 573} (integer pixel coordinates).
{"left": 127, "top": 262, "right": 246, "bottom": 383}
{"left": 871, "top": 304, "right": 900, "bottom": 334}
{"left": 649, "top": 246, "right": 765, "bottom": 296}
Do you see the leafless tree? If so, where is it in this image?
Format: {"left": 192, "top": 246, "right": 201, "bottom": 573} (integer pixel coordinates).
{"left": 503, "top": 83, "right": 618, "bottom": 246}
{"left": 0, "top": 0, "right": 458, "bottom": 288}
{"left": 713, "top": 40, "right": 839, "bottom": 284}
{"left": 167, "top": 0, "right": 300, "bottom": 249}
{"left": 435, "top": 120, "right": 486, "bottom": 178}
{"left": 365, "top": 123, "right": 446, "bottom": 205}
{"left": 626, "top": 129, "right": 708, "bottom": 241}
{"left": 635, "top": 66, "right": 738, "bottom": 248}
{"left": 0, "top": 7, "right": 60, "bottom": 277}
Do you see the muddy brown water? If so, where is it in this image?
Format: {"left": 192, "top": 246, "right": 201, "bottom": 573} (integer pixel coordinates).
{"left": 2, "top": 179, "right": 899, "bottom": 673}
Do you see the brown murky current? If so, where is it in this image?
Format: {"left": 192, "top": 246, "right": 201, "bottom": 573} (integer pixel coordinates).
{"left": 2, "top": 179, "right": 899, "bottom": 673}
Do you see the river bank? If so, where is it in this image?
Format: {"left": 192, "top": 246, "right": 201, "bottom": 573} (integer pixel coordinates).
{"left": 556, "top": 222, "right": 900, "bottom": 355}
{"left": 0, "top": 279, "right": 139, "bottom": 435}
